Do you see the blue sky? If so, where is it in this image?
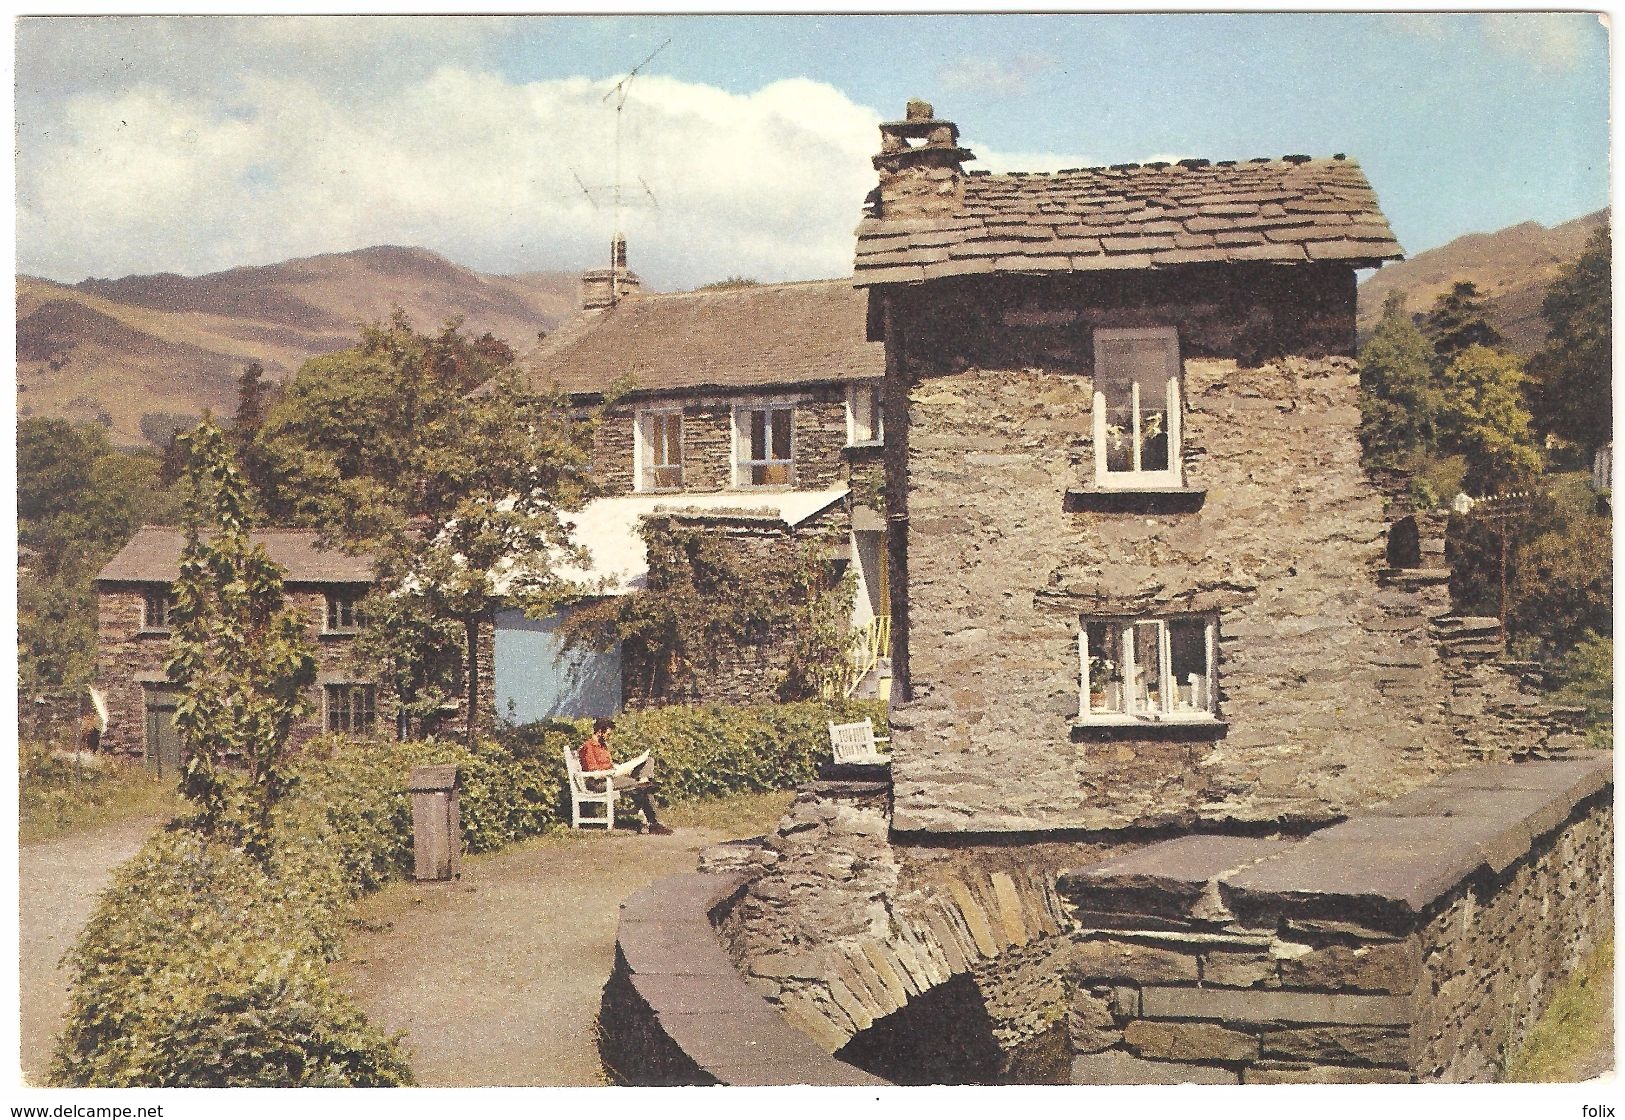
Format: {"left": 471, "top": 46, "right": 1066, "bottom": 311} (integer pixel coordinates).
{"left": 15, "top": 13, "right": 1610, "bottom": 290}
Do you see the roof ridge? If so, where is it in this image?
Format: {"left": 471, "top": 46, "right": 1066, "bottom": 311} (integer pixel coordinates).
{"left": 638, "top": 276, "right": 858, "bottom": 302}
{"left": 969, "top": 154, "right": 1358, "bottom": 179}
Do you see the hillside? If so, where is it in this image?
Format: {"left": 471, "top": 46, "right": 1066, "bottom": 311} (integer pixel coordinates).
{"left": 1358, "top": 209, "right": 1608, "bottom": 355}
{"left": 17, "top": 247, "right": 581, "bottom": 448}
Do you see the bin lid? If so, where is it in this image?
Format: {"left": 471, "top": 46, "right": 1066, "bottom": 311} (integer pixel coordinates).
{"left": 407, "top": 764, "right": 460, "bottom": 792}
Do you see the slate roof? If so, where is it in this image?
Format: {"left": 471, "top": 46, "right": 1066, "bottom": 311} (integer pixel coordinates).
{"left": 519, "top": 278, "right": 884, "bottom": 398}
{"left": 853, "top": 157, "right": 1403, "bottom": 286}
{"left": 96, "top": 527, "right": 374, "bottom": 585}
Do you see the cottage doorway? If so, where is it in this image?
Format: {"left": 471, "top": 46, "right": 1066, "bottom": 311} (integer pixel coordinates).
{"left": 142, "top": 686, "right": 182, "bottom": 776}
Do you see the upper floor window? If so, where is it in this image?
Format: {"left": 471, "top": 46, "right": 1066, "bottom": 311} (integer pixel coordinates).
{"left": 847, "top": 383, "right": 883, "bottom": 445}
{"left": 325, "top": 591, "right": 364, "bottom": 634}
{"left": 636, "top": 408, "right": 684, "bottom": 491}
{"left": 735, "top": 403, "right": 795, "bottom": 487}
{"left": 325, "top": 682, "right": 377, "bottom": 734}
{"left": 142, "top": 588, "right": 175, "bottom": 632}
{"left": 1092, "top": 327, "right": 1183, "bottom": 489}
{"left": 1079, "top": 614, "right": 1216, "bottom": 723}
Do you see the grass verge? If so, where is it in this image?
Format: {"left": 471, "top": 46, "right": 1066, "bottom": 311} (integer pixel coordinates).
{"left": 1505, "top": 936, "right": 1613, "bottom": 1082}
{"left": 20, "top": 744, "right": 181, "bottom": 844}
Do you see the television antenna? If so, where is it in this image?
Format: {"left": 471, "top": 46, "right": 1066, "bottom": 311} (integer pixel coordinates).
{"left": 569, "top": 38, "right": 669, "bottom": 302}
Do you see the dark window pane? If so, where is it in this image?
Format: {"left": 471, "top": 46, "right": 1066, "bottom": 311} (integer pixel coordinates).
{"left": 771, "top": 409, "right": 792, "bottom": 459}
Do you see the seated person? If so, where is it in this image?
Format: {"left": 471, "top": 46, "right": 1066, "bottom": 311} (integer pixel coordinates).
{"left": 578, "top": 717, "right": 672, "bottom": 835}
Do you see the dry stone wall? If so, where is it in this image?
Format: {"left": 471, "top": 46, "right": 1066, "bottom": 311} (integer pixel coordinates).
{"left": 1057, "top": 755, "right": 1612, "bottom": 1084}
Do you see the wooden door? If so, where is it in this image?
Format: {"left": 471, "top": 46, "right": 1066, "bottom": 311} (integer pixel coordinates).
{"left": 144, "top": 688, "right": 182, "bottom": 776}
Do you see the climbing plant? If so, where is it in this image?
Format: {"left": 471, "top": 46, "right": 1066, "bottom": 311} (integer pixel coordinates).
{"left": 578, "top": 517, "right": 855, "bottom": 704}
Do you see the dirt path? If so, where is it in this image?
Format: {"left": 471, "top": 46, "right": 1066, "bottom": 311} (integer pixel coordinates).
{"left": 333, "top": 826, "right": 735, "bottom": 1087}
{"left": 18, "top": 816, "right": 163, "bottom": 1085}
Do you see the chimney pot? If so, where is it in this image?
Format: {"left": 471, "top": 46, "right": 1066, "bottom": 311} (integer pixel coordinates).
{"left": 871, "top": 101, "right": 973, "bottom": 222}
{"left": 906, "top": 99, "right": 934, "bottom": 121}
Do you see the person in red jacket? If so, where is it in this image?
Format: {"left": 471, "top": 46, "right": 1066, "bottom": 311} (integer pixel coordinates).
{"left": 578, "top": 717, "right": 672, "bottom": 835}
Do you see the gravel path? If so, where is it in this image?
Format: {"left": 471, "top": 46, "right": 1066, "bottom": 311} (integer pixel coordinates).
{"left": 333, "top": 826, "right": 733, "bottom": 1087}
{"left": 18, "top": 817, "right": 164, "bottom": 1085}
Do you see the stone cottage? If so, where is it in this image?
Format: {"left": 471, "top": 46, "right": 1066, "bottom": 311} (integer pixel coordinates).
{"left": 604, "top": 101, "right": 1603, "bottom": 1087}
{"left": 491, "top": 270, "right": 889, "bottom": 716}
{"left": 93, "top": 527, "right": 489, "bottom": 769}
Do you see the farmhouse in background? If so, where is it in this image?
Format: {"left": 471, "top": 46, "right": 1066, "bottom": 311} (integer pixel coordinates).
{"left": 92, "top": 527, "right": 489, "bottom": 766}
{"left": 490, "top": 266, "right": 889, "bottom": 717}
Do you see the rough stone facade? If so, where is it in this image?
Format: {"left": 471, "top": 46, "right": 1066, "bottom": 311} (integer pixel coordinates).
{"left": 590, "top": 388, "right": 853, "bottom": 496}
{"left": 95, "top": 583, "right": 495, "bottom": 762}
{"left": 1056, "top": 755, "right": 1612, "bottom": 1084}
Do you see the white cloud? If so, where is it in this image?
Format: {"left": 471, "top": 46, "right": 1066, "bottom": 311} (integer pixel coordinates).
{"left": 17, "top": 64, "right": 891, "bottom": 291}
{"left": 1478, "top": 13, "right": 1599, "bottom": 72}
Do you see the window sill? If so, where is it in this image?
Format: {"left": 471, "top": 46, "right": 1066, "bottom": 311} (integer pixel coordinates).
{"left": 321, "top": 630, "right": 360, "bottom": 638}
{"left": 137, "top": 628, "right": 171, "bottom": 637}
{"left": 842, "top": 440, "right": 884, "bottom": 455}
{"left": 1071, "top": 718, "right": 1228, "bottom": 742}
{"left": 1065, "top": 486, "right": 1206, "bottom": 514}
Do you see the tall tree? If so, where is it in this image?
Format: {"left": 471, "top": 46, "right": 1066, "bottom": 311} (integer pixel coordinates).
{"left": 1357, "top": 290, "right": 1441, "bottom": 471}
{"left": 1425, "top": 280, "right": 1505, "bottom": 366}
{"left": 251, "top": 313, "right": 601, "bottom": 745}
{"left": 166, "top": 420, "right": 316, "bottom": 859}
{"left": 1435, "top": 344, "right": 1542, "bottom": 495}
{"left": 1529, "top": 223, "right": 1612, "bottom": 453}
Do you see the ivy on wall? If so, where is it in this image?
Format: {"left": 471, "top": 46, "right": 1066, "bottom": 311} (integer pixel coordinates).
{"left": 567, "top": 516, "right": 854, "bottom": 705}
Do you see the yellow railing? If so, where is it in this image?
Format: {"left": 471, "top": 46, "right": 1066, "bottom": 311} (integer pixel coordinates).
{"left": 823, "top": 615, "right": 891, "bottom": 699}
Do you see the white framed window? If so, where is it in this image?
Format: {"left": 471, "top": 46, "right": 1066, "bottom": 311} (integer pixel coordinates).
{"left": 734, "top": 403, "right": 795, "bottom": 487}
{"left": 1079, "top": 614, "right": 1216, "bottom": 723}
{"left": 1092, "top": 326, "right": 1183, "bottom": 489}
{"left": 141, "top": 588, "right": 176, "bottom": 632}
{"left": 846, "top": 382, "right": 883, "bottom": 445}
{"left": 635, "top": 408, "right": 684, "bottom": 491}
{"left": 325, "top": 683, "right": 377, "bottom": 734}
{"left": 325, "top": 591, "right": 364, "bottom": 634}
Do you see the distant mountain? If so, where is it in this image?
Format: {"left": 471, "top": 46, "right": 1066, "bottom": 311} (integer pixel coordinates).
{"left": 1357, "top": 209, "right": 1608, "bottom": 355}
{"left": 17, "top": 246, "right": 582, "bottom": 448}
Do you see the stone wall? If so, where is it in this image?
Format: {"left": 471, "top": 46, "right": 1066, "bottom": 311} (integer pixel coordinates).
{"left": 94, "top": 583, "right": 496, "bottom": 760}
{"left": 598, "top": 868, "right": 890, "bottom": 1086}
{"left": 1057, "top": 755, "right": 1613, "bottom": 1084}
{"left": 888, "top": 352, "right": 1478, "bottom": 833}
{"left": 590, "top": 388, "right": 852, "bottom": 495}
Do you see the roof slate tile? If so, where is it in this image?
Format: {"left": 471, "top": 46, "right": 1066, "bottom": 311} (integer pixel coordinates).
{"left": 855, "top": 156, "right": 1400, "bottom": 284}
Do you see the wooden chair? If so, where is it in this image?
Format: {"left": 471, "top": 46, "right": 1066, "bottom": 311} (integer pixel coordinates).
{"left": 827, "top": 718, "right": 891, "bottom": 765}
{"left": 563, "top": 745, "right": 617, "bottom": 829}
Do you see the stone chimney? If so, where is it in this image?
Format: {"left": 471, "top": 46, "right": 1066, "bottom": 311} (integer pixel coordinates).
{"left": 581, "top": 235, "right": 642, "bottom": 310}
{"left": 871, "top": 99, "right": 975, "bottom": 222}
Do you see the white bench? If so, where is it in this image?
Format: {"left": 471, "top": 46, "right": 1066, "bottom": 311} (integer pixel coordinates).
{"left": 563, "top": 746, "right": 619, "bottom": 829}
{"left": 827, "top": 718, "right": 891, "bottom": 765}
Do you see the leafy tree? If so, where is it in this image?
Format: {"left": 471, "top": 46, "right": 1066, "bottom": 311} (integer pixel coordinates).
{"left": 1435, "top": 344, "right": 1542, "bottom": 495}
{"left": 234, "top": 361, "right": 272, "bottom": 435}
{"left": 1425, "top": 280, "right": 1505, "bottom": 366}
{"left": 351, "top": 589, "right": 465, "bottom": 740}
{"left": 1552, "top": 632, "right": 1613, "bottom": 749}
{"left": 139, "top": 411, "right": 200, "bottom": 448}
{"left": 17, "top": 419, "right": 181, "bottom": 690}
{"left": 250, "top": 313, "right": 600, "bottom": 745}
{"left": 1358, "top": 290, "right": 1441, "bottom": 472}
{"left": 166, "top": 420, "right": 317, "bottom": 860}
{"left": 1529, "top": 223, "right": 1612, "bottom": 453}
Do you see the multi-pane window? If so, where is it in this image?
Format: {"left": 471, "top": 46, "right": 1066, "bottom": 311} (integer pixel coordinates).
{"left": 847, "top": 383, "right": 883, "bottom": 445}
{"left": 1092, "top": 327, "right": 1183, "bottom": 488}
{"left": 325, "top": 683, "right": 377, "bottom": 734}
{"left": 735, "top": 404, "right": 795, "bottom": 487}
{"left": 1079, "top": 615, "right": 1217, "bottom": 722}
{"left": 325, "top": 591, "right": 363, "bottom": 633}
{"left": 142, "top": 589, "right": 176, "bottom": 631}
{"left": 637, "top": 409, "right": 684, "bottom": 491}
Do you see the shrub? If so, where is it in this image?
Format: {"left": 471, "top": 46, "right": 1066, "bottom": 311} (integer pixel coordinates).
{"left": 51, "top": 829, "right": 411, "bottom": 1087}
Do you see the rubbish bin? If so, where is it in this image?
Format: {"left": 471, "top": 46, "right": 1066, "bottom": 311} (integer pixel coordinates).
{"left": 408, "top": 764, "right": 461, "bottom": 881}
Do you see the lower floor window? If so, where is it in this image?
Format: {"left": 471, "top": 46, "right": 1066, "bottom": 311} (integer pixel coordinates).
{"left": 1080, "top": 615, "right": 1216, "bottom": 721}
{"left": 325, "top": 683, "right": 377, "bottom": 734}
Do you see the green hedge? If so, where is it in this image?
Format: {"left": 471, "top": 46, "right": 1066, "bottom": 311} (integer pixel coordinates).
{"left": 52, "top": 698, "right": 882, "bottom": 1086}
{"left": 51, "top": 829, "right": 411, "bottom": 1087}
